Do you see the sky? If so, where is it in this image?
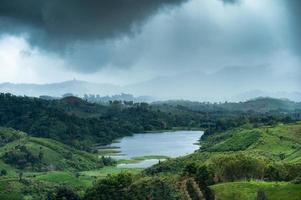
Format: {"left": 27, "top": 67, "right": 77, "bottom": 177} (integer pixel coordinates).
{"left": 0, "top": 0, "right": 300, "bottom": 100}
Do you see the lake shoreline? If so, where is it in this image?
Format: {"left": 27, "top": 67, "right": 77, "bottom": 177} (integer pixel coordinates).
{"left": 100, "top": 130, "right": 203, "bottom": 168}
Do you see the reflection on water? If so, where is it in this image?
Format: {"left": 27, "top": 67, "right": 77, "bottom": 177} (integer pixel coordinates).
{"left": 105, "top": 131, "right": 203, "bottom": 168}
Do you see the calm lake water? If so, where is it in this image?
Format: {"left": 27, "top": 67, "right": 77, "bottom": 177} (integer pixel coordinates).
{"left": 105, "top": 130, "right": 203, "bottom": 168}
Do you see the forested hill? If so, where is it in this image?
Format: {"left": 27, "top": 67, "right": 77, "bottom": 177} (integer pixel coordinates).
{"left": 154, "top": 97, "right": 301, "bottom": 113}
{"left": 0, "top": 93, "right": 299, "bottom": 151}
{"left": 0, "top": 93, "right": 177, "bottom": 150}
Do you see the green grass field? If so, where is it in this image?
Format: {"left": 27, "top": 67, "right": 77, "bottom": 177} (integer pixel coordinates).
{"left": 197, "top": 122, "right": 301, "bottom": 162}
{"left": 35, "top": 171, "right": 92, "bottom": 188}
{"left": 80, "top": 166, "right": 142, "bottom": 178}
{"left": 211, "top": 181, "right": 301, "bottom": 200}
{"left": 117, "top": 155, "right": 169, "bottom": 164}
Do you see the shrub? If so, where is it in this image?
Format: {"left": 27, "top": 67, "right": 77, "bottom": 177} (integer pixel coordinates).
{"left": 209, "top": 154, "right": 266, "bottom": 182}
{"left": 0, "top": 169, "right": 7, "bottom": 176}
{"left": 53, "top": 187, "right": 80, "bottom": 200}
{"left": 292, "top": 176, "right": 301, "bottom": 184}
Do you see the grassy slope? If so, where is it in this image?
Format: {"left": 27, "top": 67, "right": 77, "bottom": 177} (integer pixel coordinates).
{"left": 211, "top": 181, "right": 301, "bottom": 200}
{"left": 207, "top": 123, "right": 301, "bottom": 200}
{"left": 0, "top": 127, "right": 99, "bottom": 199}
{"left": 0, "top": 127, "right": 99, "bottom": 172}
{"left": 80, "top": 167, "right": 142, "bottom": 179}
{"left": 0, "top": 127, "right": 143, "bottom": 199}
{"left": 145, "top": 122, "right": 301, "bottom": 199}
{"left": 201, "top": 122, "right": 301, "bottom": 162}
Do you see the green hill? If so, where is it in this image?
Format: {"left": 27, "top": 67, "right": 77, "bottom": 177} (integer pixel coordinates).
{"left": 0, "top": 93, "right": 183, "bottom": 150}
{"left": 142, "top": 122, "right": 301, "bottom": 200}
{"left": 211, "top": 181, "right": 301, "bottom": 200}
{"left": 146, "top": 122, "right": 301, "bottom": 174}
{"left": 155, "top": 97, "right": 301, "bottom": 113}
{"left": 0, "top": 127, "right": 99, "bottom": 173}
{"left": 220, "top": 97, "right": 301, "bottom": 112}
{"left": 1, "top": 93, "right": 299, "bottom": 151}
{"left": 199, "top": 122, "right": 301, "bottom": 162}
{"left": 0, "top": 127, "right": 108, "bottom": 199}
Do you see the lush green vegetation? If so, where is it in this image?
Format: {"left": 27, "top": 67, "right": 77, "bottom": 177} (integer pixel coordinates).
{"left": 0, "top": 93, "right": 176, "bottom": 150}
{"left": 73, "top": 122, "right": 301, "bottom": 200}
{"left": 155, "top": 97, "right": 301, "bottom": 113}
{"left": 0, "top": 93, "right": 301, "bottom": 199}
{"left": 142, "top": 122, "right": 301, "bottom": 200}
{"left": 0, "top": 128, "right": 106, "bottom": 172}
{"left": 84, "top": 173, "right": 184, "bottom": 200}
{"left": 211, "top": 181, "right": 301, "bottom": 200}
{"left": 1, "top": 93, "right": 299, "bottom": 151}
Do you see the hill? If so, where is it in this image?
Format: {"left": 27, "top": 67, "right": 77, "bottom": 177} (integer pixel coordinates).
{"left": 0, "top": 93, "right": 299, "bottom": 151}
{"left": 82, "top": 122, "right": 301, "bottom": 200}
{"left": 0, "top": 93, "right": 181, "bottom": 150}
{"left": 0, "top": 127, "right": 139, "bottom": 200}
{"left": 0, "top": 80, "right": 121, "bottom": 97}
{"left": 146, "top": 122, "right": 301, "bottom": 174}
{"left": 0, "top": 101, "right": 300, "bottom": 199}
{"left": 142, "top": 122, "right": 301, "bottom": 200}
{"left": 154, "top": 97, "right": 301, "bottom": 113}
{"left": 0, "top": 127, "right": 99, "bottom": 173}
{"left": 219, "top": 97, "right": 301, "bottom": 112}
{"left": 1, "top": 75, "right": 300, "bottom": 102}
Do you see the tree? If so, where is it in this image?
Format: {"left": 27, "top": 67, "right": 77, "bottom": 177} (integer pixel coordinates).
{"left": 183, "top": 163, "right": 198, "bottom": 176}
{"left": 84, "top": 173, "right": 133, "bottom": 200}
{"left": 19, "top": 172, "right": 23, "bottom": 182}
{"left": 53, "top": 187, "right": 80, "bottom": 200}
{"left": 265, "top": 165, "right": 281, "bottom": 181}
{"left": 39, "top": 147, "right": 44, "bottom": 161}
{"left": 256, "top": 190, "right": 267, "bottom": 200}
{"left": 196, "top": 165, "right": 214, "bottom": 200}
{"left": 0, "top": 169, "right": 7, "bottom": 176}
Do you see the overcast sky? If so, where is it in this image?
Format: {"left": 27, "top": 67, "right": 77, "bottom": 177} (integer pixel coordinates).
{"left": 0, "top": 0, "right": 300, "bottom": 99}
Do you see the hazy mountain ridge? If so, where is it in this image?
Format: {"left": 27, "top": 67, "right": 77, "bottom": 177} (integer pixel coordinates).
{"left": 0, "top": 80, "right": 121, "bottom": 97}
{"left": 0, "top": 67, "right": 300, "bottom": 102}
{"left": 126, "top": 67, "right": 300, "bottom": 101}
{"left": 154, "top": 97, "right": 301, "bottom": 113}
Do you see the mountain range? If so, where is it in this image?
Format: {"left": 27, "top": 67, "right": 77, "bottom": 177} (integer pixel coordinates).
{"left": 0, "top": 67, "right": 300, "bottom": 102}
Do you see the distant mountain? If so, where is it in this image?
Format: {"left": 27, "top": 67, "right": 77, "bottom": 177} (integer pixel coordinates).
{"left": 234, "top": 90, "right": 301, "bottom": 102}
{"left": 220, "top": 97, "right": 301, "bottom": 112}
{"left": 0, "top": 79, "right": 121, "bottom": 97}
{"left": 0, "top": 66, "right": 299, "bottom": 102}
{"left": 154, "top": 97, "right": 301, "bottom": 113}
{"left": 125, "top": 66, "right": 300, "bottom": 102}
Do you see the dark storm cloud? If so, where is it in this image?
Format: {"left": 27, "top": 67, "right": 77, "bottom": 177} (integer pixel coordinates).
{"left": 0, "top": 0, "right": 186, "bottom": 50}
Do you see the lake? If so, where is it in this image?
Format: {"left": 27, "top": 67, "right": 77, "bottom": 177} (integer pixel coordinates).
{"left": 104, "top": 130, "right": 203, "bottom": 168}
